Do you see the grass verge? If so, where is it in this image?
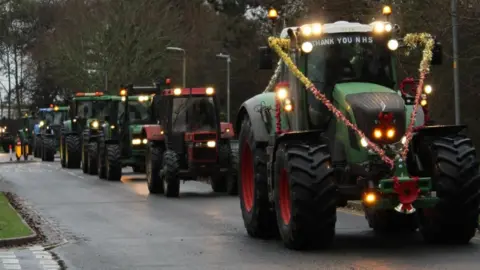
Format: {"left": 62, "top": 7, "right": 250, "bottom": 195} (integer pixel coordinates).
{"left": 0, "top": 192, "right": 33, "bottom": 239}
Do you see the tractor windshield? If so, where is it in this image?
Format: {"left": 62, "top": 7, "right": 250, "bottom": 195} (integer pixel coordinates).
{"left": 304, "top": 33, "right": 395, "bottom": 128}
{"left": 119, "top": 99, "right": 151, "bottom": 124}
{"left": 306, "top": 33, "right": 394, "bottom": 89}
{"left": 171, "top": 96, "right": 217, "bottom": 132}
{"left": 76, "top": 100, "right": 113, "bottom": 121}
{"left": 44, "top": 111, "right": 68, "bottom": 125}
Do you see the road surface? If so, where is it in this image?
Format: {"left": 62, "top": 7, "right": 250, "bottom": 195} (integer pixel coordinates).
{"left": 1, "top": 154, "right": 480, "bottom": 270}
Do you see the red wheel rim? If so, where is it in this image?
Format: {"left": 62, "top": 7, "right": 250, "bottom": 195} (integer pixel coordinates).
{"left": 279, "top": 169, "right": 291, "bottom": 225}
{"left": 241, "top": 142, "right": 254, "bottom": 212}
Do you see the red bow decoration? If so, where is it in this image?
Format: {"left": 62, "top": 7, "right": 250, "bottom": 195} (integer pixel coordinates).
{"left": 393, "top": 176, "right": 420, "bottom": 213}
{"left": 378, "top": 112, "right": 394, "bottom": 126}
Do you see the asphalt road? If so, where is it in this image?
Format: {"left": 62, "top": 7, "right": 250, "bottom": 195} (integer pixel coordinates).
{"left": 1, "top": 154, "right": 480, "bottom": 270}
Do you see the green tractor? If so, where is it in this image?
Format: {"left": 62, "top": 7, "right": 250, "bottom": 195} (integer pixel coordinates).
{"left": 235, "top": 7, "right": 480, "bottom": 250}
{"left": 95, "top": 85, "right": 153, "bottom": 180}
{"left": 60, "top": 91, "right": 121, "bottom": 171}
{"left": 35, "top": 105, "right": 69, "bottom": 161}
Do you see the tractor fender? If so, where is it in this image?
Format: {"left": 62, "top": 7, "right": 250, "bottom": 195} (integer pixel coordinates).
{"left": 414, "top": 124, "right": 467, "bottom": 138}
{"left": 234, "top": 95, "right": 273, "bottom": 143}
{"left": 220, "top": 122, "right": 234, "bottom": 139}
{"left": 142, "top": 125, "right": 164, "bottom": 141}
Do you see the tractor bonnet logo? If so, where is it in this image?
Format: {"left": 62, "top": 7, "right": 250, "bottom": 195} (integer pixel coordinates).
{"left": 380, "top": 101, "right": 386, "bottom": 111}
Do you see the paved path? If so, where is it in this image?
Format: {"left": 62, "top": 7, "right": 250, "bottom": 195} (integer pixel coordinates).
{"left": 1, "top": 153, "right": 480, "bottom": 269}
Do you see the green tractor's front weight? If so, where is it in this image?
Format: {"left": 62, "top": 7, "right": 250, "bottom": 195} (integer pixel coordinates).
{"left": 235, "top": 7, "right": 480, "bottom": 250}
{"left": 60, "top": 91, "right": 121, "bottom": 171}
{"left": 96, "top": 85, "right": 156, "bottom": 181}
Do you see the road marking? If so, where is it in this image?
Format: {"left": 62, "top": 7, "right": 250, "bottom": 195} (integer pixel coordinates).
{"left": 2, "top": 259, "right": 19, "bottom": 264}
{"left": 35, "top": 255, "right": 53, "bottom": 260}
{"left": 29, "top": 246, "right": 44, "bottom": 251}
{"left": 4, "top": 264, "right": 21, "bottom": 269}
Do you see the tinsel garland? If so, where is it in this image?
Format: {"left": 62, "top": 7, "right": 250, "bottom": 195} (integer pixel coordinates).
{"left": 267, "top": 33, "right": 435, "bottom": 168}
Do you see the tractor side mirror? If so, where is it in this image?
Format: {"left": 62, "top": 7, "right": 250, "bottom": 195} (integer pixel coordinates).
{"left": 259, "top": 46, "right": 273, "bottom": 70}
{"left": 431, "top": 41, "right": 442, "bottom": 65}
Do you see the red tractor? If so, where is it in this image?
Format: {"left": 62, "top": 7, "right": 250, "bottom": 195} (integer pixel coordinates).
{"left": 141, "top": 86, "right": 238, "bottom": 197}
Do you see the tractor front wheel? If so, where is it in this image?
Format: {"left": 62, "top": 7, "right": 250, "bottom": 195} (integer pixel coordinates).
{"left": 88, "top": 142, "right": 98, "bottom": 175}
{"left": 65, "top": 135, "right": 81, "bottom": 168}
{"left": 42, "top": 137, "right": 55, "bottom": 162}
{"left": 146, "top": 145, "right": 164, "bottom": 194}
{"left": 162, "top": 150, "right": 180, "bottom": 197}
{"left": 97, "top": 136, "right": 107, "bottom": 179}
{"left": 418, "top": 135, "right": 480, "bottom": 244}
{"left": 238, "top": 116, "right": 277, "bottom": 239}
{"left": 106, "top": 144, "right": 122, "bottom": 181}
{"left": 274, "top": 143, "right": 337, "bottom": 250}
{"left": 81, "top": 141, "right": 89, "bottom": 173}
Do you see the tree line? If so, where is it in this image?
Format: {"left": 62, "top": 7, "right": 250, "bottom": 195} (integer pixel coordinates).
{"left": 1, "top": 0, "right": 480, "bottom": 146}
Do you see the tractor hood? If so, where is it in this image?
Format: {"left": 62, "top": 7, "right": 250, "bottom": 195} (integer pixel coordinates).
{"left": 334, "top": 82, "right": 406, "bottom": 143}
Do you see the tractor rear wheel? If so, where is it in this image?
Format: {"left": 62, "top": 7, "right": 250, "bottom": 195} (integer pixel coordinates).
{"left": 147, "top": 145, "right": 164, "bottom": 194}
{"left": 37, "top": 137, "right": 43, "bottom": 159}
{"left": 238, "top": 117, "right": 277, "bottom": 239}
{"left": 418, "top": 135, "right": 480, "bottom": 244}
{"left": 2, "top": 144, "right": 8, "bottom": 153}
{"left": 65, "top": 135, "right": 81, "bottom": 168}
{"left": 88, "top": 142, "right": 98, "bottom": 175}
{"left": 106, "top": 144, "right": 122, "bottom": 181}
{"left": 274, "top": 143, "right": 337, "bottom": 250}
{"left": 162, "top": 150, "right": 180, "bottom": 197}
{"left": 215, "top": 141, "right": 237, "bottom": 195}
{"left": 97, "top": 136, "right": 106, "bottom": 179}
{"left": 42, "top": 137, "right": 55, "bottom": 162}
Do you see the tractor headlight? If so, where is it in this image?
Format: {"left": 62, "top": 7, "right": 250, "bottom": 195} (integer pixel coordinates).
{"left": 142, "top": 139, "right": 148, "bottom": 144}
{"left": 91, "top": 120, "right": 99, "bottom": 129}
{"left": 132, "top": 138, "right": 141, "bottom": 145}
{"left": 39, "top": 121, "right": 44, "bottom": 127}
{"left": 207, "top": 140, "right": 216, "bottom": 148}
{"left": 73, "top": 119, "right": 77, "bottom": 123}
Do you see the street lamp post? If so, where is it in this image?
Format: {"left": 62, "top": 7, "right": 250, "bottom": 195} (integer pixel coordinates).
{"left": 451, "top": 0, "right": 460, "bottom": 124}
{"left": 216, "top": 53, "right": 231, "bottom": 122}
{"left": 166, "top": 47, "right": 186, "bottom": 87}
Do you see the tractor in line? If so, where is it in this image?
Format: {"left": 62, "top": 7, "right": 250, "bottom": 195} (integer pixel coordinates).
{"left": 139, "top": 83, "right": 238, "bottom": 197}
{"left": 234, "top": 6, "right": 480, "bottom": 250}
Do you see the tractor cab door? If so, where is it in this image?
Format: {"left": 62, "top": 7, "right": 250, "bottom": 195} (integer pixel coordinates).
{"left": 166, "top": 96, "right": 188, "bottom": 167}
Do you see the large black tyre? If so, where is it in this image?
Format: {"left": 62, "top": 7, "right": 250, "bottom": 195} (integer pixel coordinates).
{"left": 274, "top": 143, "right": 337, "bottom": 250}
{"left": 36, "top": 136, "right": 43, "bottom": 158}
{"left": 146, "top": 145, "right": 164, "bottom": 194}
{"left": 97, "top": 136, "right": 106, "bottom": 179}
{"left": 366, "top": 209, "right": 418, "bottom": 233}
{"left": 60, "top": 135, "right": 66, "bottom": 168}
{"left": 105, "top": 144, "right": 122, "bottom": 181}
{"left": 81, "top": 141, "right": 89, "bottom": 173}
{"left": 65, "top": 135, "right": 81, "bottom": 168}
{"left": 162, "top": 150, "right": 180, "bottom": 197}
{"left": 42, "top": 137, "right": 55, "bottom": 162}
{"left": 88, "top": 142, "right": 98, "bottom": 175}
{"left": 238, "top": 116, "right": 277, "bottom": 239}
{"left": 211, "top": 142, "right": 230, "bottom": 193}
{"left": 418, "top": 135, "right": 480, "bottom": 244}
{"left": 2, "top": 144, "right": 8, "bottom": 153}
{"left": 228, "top": 142, "right": 239, "bottom": 195}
